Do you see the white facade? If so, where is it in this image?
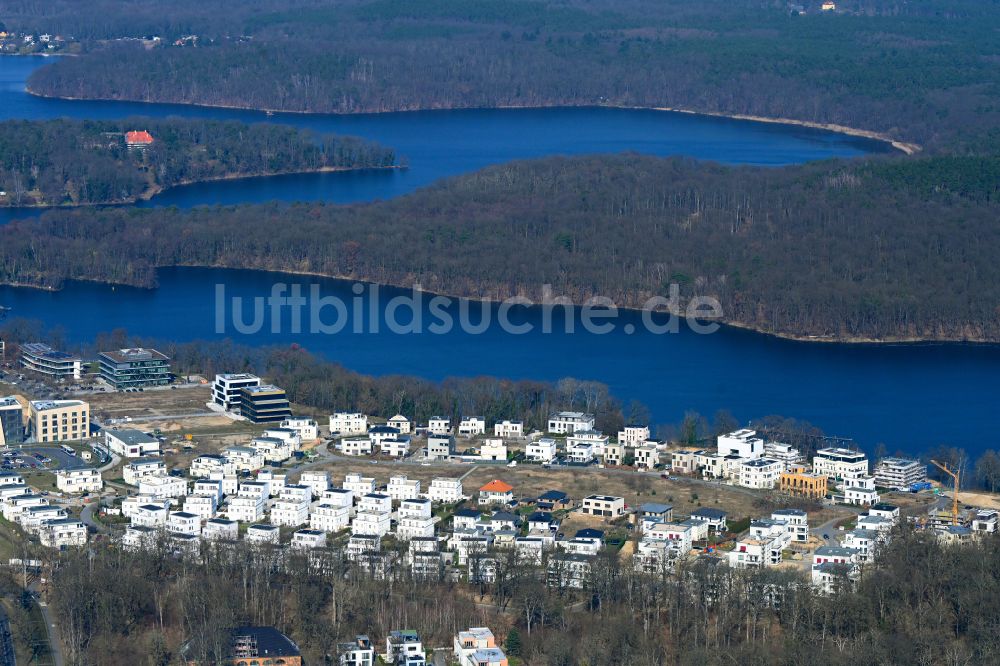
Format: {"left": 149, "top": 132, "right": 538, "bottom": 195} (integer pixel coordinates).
{"left": 425, "top": 434, "right": 453, "bottom": 460}
{"left": 123, "top": 458, "right": 166, "bottom": 485}
{"left": 526, "top": 438, "right": 557, "bottom": 463}
{"left": 458, "top": 417, "right": 486, "bottom": 437}
{"left": 291, "top": 529, "right": 327, "bottom": 550}
{"left": 246, "top": 524, "right": 280, "bottom": 544}
{"left": 874, "top": 457, "right": 927, "bottom": 490}
{"left": 493, "top": 420, "right": 523, "bottom": 438}
{"left": 739, "top": 458, "right": 783, "bottom": 489}
{"left": 190, "top": 454, "right": 233, "bottom": 478}
{"left": 634, "top": 445, "right": 659, "bottom": 470}
{"left": 251, "top": 436, "right": 293, "bottom": 463}
{"left": 843, "top": 475, "right": 880, "bottom": 506}
{"left": 300, "top": 471, "right": 330, "bottom": 497}
{"left": 167, "top": 511, "right": 201, "bottom": 536}
{"left": 223, "top": 446, "right": 265, "bottom": 472}
{"left": 428, "top": 417, "right": 451, "bottom": 435}
{"left": 311, "top": 503, "right": 351, "bottom": 532}
{"left": 479, "top": 439, "right": 507, "bottom": 462}
{"left": 397, "top": 498, "right": 435, "bottom": 540}
{"left": 428, "top": 477, "right": 463, "bottom": 503}
{"left": 717, "top": 429, "right": 764, "bottom": 459}
{"left": 138, "top": 475, "right": 187, "bottom": 499}
{"left": 55, "top": 468, "right": 102, "bottom": 494}
{"left": 320, "top": 488, "right": 355, "bottom": 508}
{"left": 387, "top": 475, "right": 421, "bottom": 501}
{"left": 814, "top": 448, "right": 869, "bottom": 479}
{"left": 330, "top": 412, "right": 368, "bottom": 435}
{"left": 279, "top": 417, "right": 319, "bottom": 441}
{"left": 203, "top": 518, "right": 238, "bottom": 541}
{"left": 228, "top": 494, "right": 265, "bottom": 523}
{"left": 182, "top": 494, "right": 217, "bottom": 520}
{"left": 568, "top": 430, "right": 608, "bottom": 456}
{"left": 547, "top": 411, "right": 595, "bottom": 435}
{"left": 617, "top": 425, "right": 650, "bottom": 446}
{"left": 343, "top": 472, "right": 376, "bottom": 499}
{"left": 341, "top": 437, "right": 373, "bottom": 456}
{"left": 212, "top": 373, "right": 260, "bottom": 411}
{"left": 387, "top": 414, "right": 412, "bottom": 434}
{"left": 581, "top": 495, "right": 625, "bottom": 518}
{"left": 378, "top": 435, "right": 411, "bottom": 458}
{"left": 40, "top": 519, "right": 87, "bottom": 548}
{"left": 565, "top": 440, "right": 594, "bottom": 464}
{"left": 105, "top": 429, "right": 160, "bottom": 458}
{"left": 763, "top": 441, "right": 803, "bottom": 469}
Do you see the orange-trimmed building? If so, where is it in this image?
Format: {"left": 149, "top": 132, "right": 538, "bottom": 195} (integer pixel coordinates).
{"left": 125, "top": 130, "right": 155, "bottom": 147}
{"left": 780, "top": 466, "right": 828, "bottom": 499}
{"left": 478, "top": 479, "right": 514, "bottom": 506}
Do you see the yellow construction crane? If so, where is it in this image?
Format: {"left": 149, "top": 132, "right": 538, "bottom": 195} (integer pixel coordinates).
{"left": 930, "top": 459, "right": 960, "bottom": 526}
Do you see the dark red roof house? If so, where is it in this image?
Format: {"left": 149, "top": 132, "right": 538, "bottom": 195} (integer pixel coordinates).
{"left": 125, "top": 130, "right": 155, "bottom": 147}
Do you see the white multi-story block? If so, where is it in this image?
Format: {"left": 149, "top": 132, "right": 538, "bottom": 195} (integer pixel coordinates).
{"left": 39, "top": 518, "right": 87, "bottom": 548}
{"left": 428, "top": 477, "right": 463, "bottom": 503}
{"left": 458, "top": 416, "right": 486, "bottom": 437}
{"left": 291, "top": 529, "right": 326, "bottom": 550}
{"left": 493, "top": 420, "right": 523, "bottom": 438}
{"left": 311, "top": 503, "right": 351, "bottom": 533}
{"left": 212, "top": 373, "right": 261, "bottom": 411}
{"left": 617, "top": 425, "right": 650, "bottom": 446}
{"left": 183, "top": 494, "right": 217, "bottom": 520}
{"left": 202, "top": 518, "right": 238, "bottom": 541}
{"left": 396, "top": 498, "right": 435, "bottom": 540}
{"left": 300, "top": 471, "right": 330, "bottom": 497}
{"left": 547, "top": 411, "right": 595, "bottom": 435}
{"left": 526, "top": 438, "right": 557, "bottom": 463}
{"left": 223, "top": 446, "right": 265, "bottom": 472}
{"left": 55, "top": 468, "right": 102, "bottom": 494}
{"left": 368, "top": 425, "right": 400, "bottom": 451}
{"left": 426, "top": 434, "right": 453, "bottom": 460}
{"left": 739, "top": 458, "right": 783, "bottom": 489}
{"left": 718, "top": 429, "right": 764, "bottom": 459}
{"left": 329, "top": 412, "right": 368, "bottom": 435}
{"left": 772, "top": 508, "right": 809, "bottom": 543}
{"left": 387, "top": 414, "right": 412, "bottom": 434}
{"left": 343, "top": 473, "right": 376, "bottom": 499}
{"left": 251, "top": 436, "right": 293, "bottom": 463}
{"left": 379, "top": 435, "right": 411, "bottom": 458}
{"left": 280, "top": 417, "right": 319, "bottom": 441}
{"left": 256, "top": 469, "right": 286, "bottom": 496}
{"left": 262, "top": 427, "right": 302, "bottom": 450}
{"left": 874, "top": 457, "right": 927, "bottom": 490}
{"left": 138, "top": 475, "right": 187, "bottom": 500}
{"left": 581, "top": 495, "right": 625, "bottom": 518}
{"left": 167, "top": 511, "right": 201, "bottom": 536}
{"left": 814, "top": 448, "right": 869, "bottom": 480}
{"left": 271, "top": 498, "right": 310, "bottom": 527}
{"left": 634, "top": 445, "right": 659, "bottom": 470}
{"left": 763, "top": 441, "right": 803, "bottom": 469}
{"left": 341, "top": 437, "right": 373, "bottom": 457}
{"left": 190, "top": 454, "right": 233, "bottom": 478}
{"left": 387, "top": 475, "right": 420, "bottom": 502}
{"left": 246, "top": 524, "right": 280, "bottom": 544}
{"left": 320, "top": 488, "right": 355, "bottom": 508}
{"left": 565, "top": 440, "right": 594, "bottom": 464}
{"left": 843, "top": 475, "right": 880, "bottom": 506}
{"left": 132, "top": 503, "right": 168, "bottom": 528}
{"left": 104, "top": 428, "right": 160, "bottom": 458}
{"left": 123, "top": 458, "right": 166, "bottom": 485}
{"left": 428, "top": 416, "right": 451, "bottom": 435}
{"left": 479, "top": 439, "right": 507, "bottom": 462}
{"left": 353, "top": 510, "right": 391, "bottom": 537}
{"left": 227, "top": 494, "right": 265, "bottom": 523}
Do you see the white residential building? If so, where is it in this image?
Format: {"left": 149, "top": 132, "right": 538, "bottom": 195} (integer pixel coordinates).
{"left": 330, "top": 412, "right": 368, "bottom": 435}
{"left": 425, "top": 434, "right": 453, "bottom": 460}
{"left": 634, "top": 445, "right": 659, "bottom": 470}
{"left": 493, "top": 420, "right": 523, "bottom": 438}
{"left": 728, "top": 535, "right": 786, "bottom": 569}
{"left": 291, "top": 529, "right": 327, "bottom": 550}
{"left": 874, "top": 457, "right": 927, "bottom": 490}
{"left": 123, "top": 458, "right": 166, "bottom": 485}
{"left": 645, "top": 523, "right": 693, "bottom": 553}
{"left": 427, "top": 416, "right": 451, "bottom": 435}
{"left": 397, "top": 498, "right": 435, "bottom": 540}
{"left": 300, "top": 471, "right": 330, "bottom": 497}
{"left": 167, "top": 511, "right": 201, "bottom": 536}
{"left": 428, "top": 477, "right": 463, "bottom": 503}
{"left": 39, "top": 518, "right": 87, "bottom": 548}
{"left": 257, "top": 469, "right": 286, "bottom": 496}
{"left": 251, "top": 436, "right": 293, "bottom": 463}
{"left": 568, "top": 429, "right": 608, "bottom": 456}
{"left": 182, "top": 494, "right": 217, "bottom": 520}
{"left": 454, "top": 628, "right": 506, "bottom": 666}
{"left": 547, "top": 411, "right": 595, "bottom": 435}
{"left": 387, "top": 475, "right": 421, "bottom": 501}
{"left": 565, "top": 439, "right": 595, "bottom": 464}
{"left": 55, "top": 468, "right": 102, "bottom": 494}
{"left": 272, "top": 486, "right": 311, "bottom": 527}
{"left": 105, "top": 429, "right": 160, "bottom": 458}
{"left": 526, "top": 437, "right": 557, "bottom": 463}
{"left": 341, "top": 437, "right": 373, "bottom": 457}
{"left": 368, "top": 425, "right": 401, "bottom": 450}
{"left": 246, "top": 524, "right": 280, "bottom": 544}
{"left": 458, "top": 416, "right": 486, "bottom": 437}
{"left": 202, "top": 518, "right": 238, "bottom": 541}
{"left": 387, "top": 414, "right": 412, "bottom": 434}
{"left": 814, "top": 448, "right": 869, "bottom": 479}
{"left": 763, "top": 441, "right": 803, "bottom": 469}
{"left": 138, "top": 475, "right": 187, "bottom": 500}
{"left": 772, "top": 508, "right": 809, "bottom": 543}
{"left": 190, "top": 454, "right": 233, "bottom": 478}
{"left": 279, "top": 417, "right": 319, "bottom": 441}
{"left": 228, "top": 494, "right": 265, "bottom": 523}
{"left": 212, "top": 373, "right": 261, "bottom": 411}
{"left": 311, "top": 503, "right": 351, "bottom": 533}
{"left": 353, "top": 510, "right": 391, "bottom": 537}
{"left": 739, "top": 458, "right": 783, "bottom": 489}
{"left": 479, "top": 439, "right": 507, "bottom": 462}
{"left": 343, "top": 472, "right": 376, "bottom": 499}
{"left": 223, "top": 446, "right": 265, "bottom": 472}
{"left": 843, "top": 475, "right": 880, "bottom": 506}
{"left": 132, "top": 503, "right": 169, "bottom": 528}
{"left": 617, "top": 425, "right": 650, "bottom": 446}
{"left": 320, "top": 488, "right": 355, "bottom": 508}
{"left": 717, "top": 429, "right": 764, "bottom": 459}
{"left": 581, "top": 495, "right": 625, "bottom": 518}
{"left": 378, "top": 435, "right": 411, "bottom": 458}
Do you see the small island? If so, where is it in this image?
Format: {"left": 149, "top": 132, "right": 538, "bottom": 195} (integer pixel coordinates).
{"left": 0, "top": 117, "right": 397, "bottom": 207}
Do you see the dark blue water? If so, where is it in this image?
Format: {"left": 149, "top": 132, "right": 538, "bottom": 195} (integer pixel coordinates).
{"left": 1, "top": 57, "right": 995, "bottom": 457}
{"left": 0, "top": 56, "right": 888, "bottom": 223}
{"left": 1, "top": 267, "right": 998, "bottom": 457}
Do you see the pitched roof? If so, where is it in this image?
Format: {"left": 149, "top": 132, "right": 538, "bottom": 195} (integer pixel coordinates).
{"left": 537, "top": 489, "right": 567, "bottom": 501}
{"left": 479, "top": 479, "right": 513, "bottom": 493}
{"left": 125, "top": 130, "right": 154, "bottom": 145}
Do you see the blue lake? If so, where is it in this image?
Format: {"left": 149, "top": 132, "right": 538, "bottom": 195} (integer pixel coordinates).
{"left": 1, "top": 56, "right": 997, "bottom": 458}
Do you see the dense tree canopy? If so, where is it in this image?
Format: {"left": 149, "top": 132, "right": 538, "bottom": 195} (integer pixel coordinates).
{"left": 0, "top": 117, "right": 394, "bottom": 206}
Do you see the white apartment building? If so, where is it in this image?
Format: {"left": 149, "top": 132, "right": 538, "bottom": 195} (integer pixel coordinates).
{"left": 843, "top": 475, "right": 880, "bottom": 506}
{"left": 190, "top": 454, "right": 233, "bottom": 478}
{"left": 246, "top": 524, "right": 280, "bottom": 544}
{"left": 330, "top": 412, "right": 368, "bottom": 435}
{"left": 300, "top": 471, "right": 330, "bottom": 497}
{"left": 122, "top": 525, "right": 158, "bottom": 551}
{"left": 568, "top": 429, "right": 608, "bottom": 456}
{"left": 39, "top": 518, "right": 87, "bottom": 548}
{"left": 251, "top": 436, "right": 293, "bottom": 463}
{"left": 565, "top": 440, "right": 595, "bottom": 464}
{"left": 343, "top": 472, "right": 376, "bottom": 499}
{"left": 728, "top": 535, "right": 785, "bottom": 569}
{"left": 368, "top": 425, "right": 400, "bottom": 450}
{"left": 212, "top": 373, "right": 261, "bottom": 411}
{"left": 581, "top": 495, "right": 625, "bottom": 518}
{"left": 427, "top": 416, "right": 451, "bottom": 435}
{"left": 132, "top": 504, "right": 169, "bottom": 528}
{"left": 167, "top": 511, "right": 201, "bottom": 536}
{"left": 458, "top": 416, "right": 486, "bottom": 437}
{"left": 634, "top": 445, "right": 659, "bottom": 470}
{"left": 320, "top": 488, "right": 355, "bottom": 508}
{"left": 814, "top": 447, "right": 869, "bottom": 479}
{"left": 526, "top": 438, "right": 557, "bottom": 463}
{"left": 19, "top": 505, "right": 67, "bottom": 533}
{"left": 425, "top": 434, "right": 453, "bottom": 460}
{"left": 182, "top": 494, "right": 217, "bottom": 520}
{"left": 428, "top": 477, "right": 463, "bottom": 503}
{"left": 271, "top": 497, "right": 310, "bottom": 527}
{"left": 341, "top": 437, "right": 373, "bottom": 456}
{"left": 123, "top": 458, "right": 166, "bottom": 485}
{"left": 617, "top": 425, "right": 650, "bottom": 446}
{"left": 387, "top": 475, "right": 421, "bottom": 501}
{"left": 479, "top": 439, "right": 507, "bottom": 462}
{"left": 105, "top": 428, "right": 160, "bottom": 458}
{"left": 772, "top": 508, "right": 809, "bottom": 543}
{"left": 763, "top": 441, "right": 803, "bottom": 469}
{"left": 256, "top": 470, "right": 286, "bottom": 496}
{"left": 228, "top": 494, "right": 265, "bottom": 523}
{"left": 138, "top": 475, "right": 187, "bottom": 499}
{"left": 739, "top": 458, "right": 783, "bottom": 489}
{"left": 493, "top": 420, "right": 523, "bottom": 438}
{"left": 547, "top": 411, "right": 595, "bottom": 435}
{"left": 396, "top": 498, "right": 435, "bottom": 540}
{"left": 717, "top": 429, "right": 764, "bottom": 459}
{"left": 873, "top": 457, "right": 927, "bottom": 490}
{"left": 202, "top": 518, "right": 238, "bottom": 541}
{"left": 387, "top": 414, "right": 412, "bottom": 434}
{"left": 311, "top": 503, "right": 351, "bottom": 533}
{"left": 353, "top": 510, "right": 391, "bottom": 537}
{"left": 262, "top": 427, "right": 301, "bottom": 449}
{"left": 379, "top": 435, "right": 411, "bottom": 458}
{"left": 55, "top": 468, "right": 102, "bottom": 494}
{"left": 291, "top": 529, "right": 326, "bottom": 550}
{"left": 223, "top": 446, "right": 265, "bottom": 472}
{"left": 279, "top": 417, "right": 319, "bottom": 441}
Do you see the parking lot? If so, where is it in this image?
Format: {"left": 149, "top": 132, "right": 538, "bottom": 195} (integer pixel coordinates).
{"left": 2, "top": 446, "right": 89, "bottom": 472}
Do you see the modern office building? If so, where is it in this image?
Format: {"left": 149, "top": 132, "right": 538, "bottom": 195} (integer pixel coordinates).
{"left": 19, "top": 343, "right": 82, "bottom": 380}
{"left": 239, "top": 385, "right": 292, "bottom": 423}
{"left": 98, "top": 348, "right": 171, "bottom": 389}
{"left": 212, "top": 373, "right": 262, "bottom": 411}
{"left": 0, "top": 396, "right": 25, "bottom": 447}
{"left": 28, "top": 400, "right": 90, "bottom": 443}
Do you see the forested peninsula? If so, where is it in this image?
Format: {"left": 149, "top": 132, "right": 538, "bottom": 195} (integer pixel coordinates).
{"left": 2, "top": 153, "right": 999, "bottom": 343}
{"left": 12, "top": 0, "right": 1000, "bottom": 150}
{"left": 0, "top": 118, "right": 395, "bottom": 207}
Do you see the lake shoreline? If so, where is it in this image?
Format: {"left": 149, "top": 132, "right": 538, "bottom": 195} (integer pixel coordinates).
{"left": 23, "top": 85, "right": 916, "bottom": 155}
{"left": 0, "top": 164, "right": 401, "bottom": 210}
{"left": 2, "top": 263, "right": 991, "bottom": 348}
